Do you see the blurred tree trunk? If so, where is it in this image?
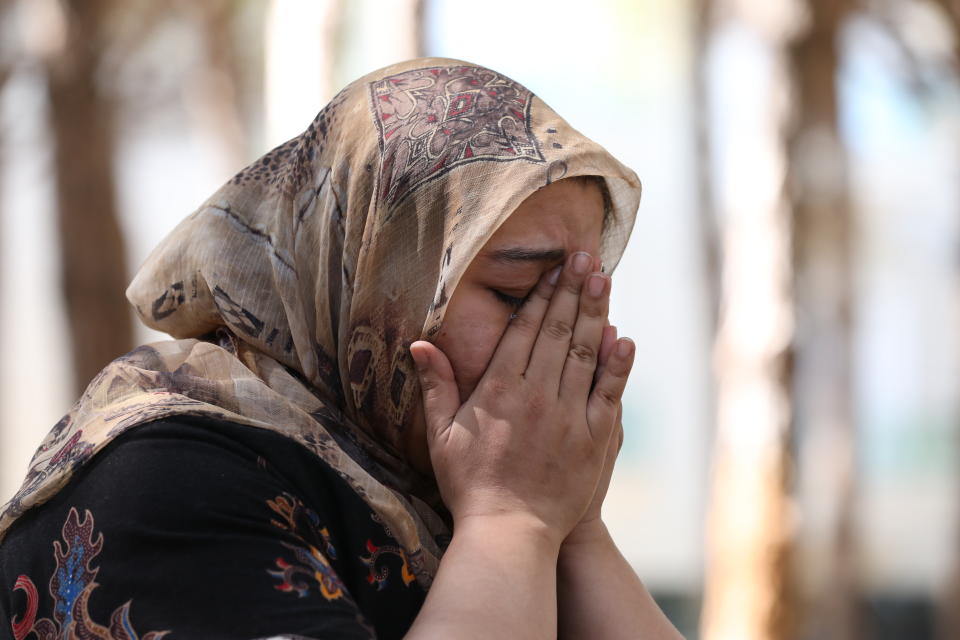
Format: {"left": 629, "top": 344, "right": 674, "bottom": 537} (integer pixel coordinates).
{"left": 44, "top": 0, "right": 132, "bottom": 394}
{"left": 410, "top": 0, "right": 427, "bottom": 59}
{"left": 787, "top": 1, "right": 858, "bottom": 639}
{"left": 693, "top": 0, "right": 720, "bottom": 334}
{"left": 930, "top": 0, "right": 960, "bottom": 62}
{"left": 182, "top": 0, "right": 247, "bottom": 171}
{"left": 699, "top": 2, "right": 800, "bottom": 639}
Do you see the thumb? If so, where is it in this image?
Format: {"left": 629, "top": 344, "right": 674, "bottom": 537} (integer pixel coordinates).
{"left": 409, "top": 341, "right": 460, "bottom": 440}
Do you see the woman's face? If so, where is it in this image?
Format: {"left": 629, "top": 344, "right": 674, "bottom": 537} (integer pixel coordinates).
{"left": 405, "top": 177, "right": 605, "bottom": 475}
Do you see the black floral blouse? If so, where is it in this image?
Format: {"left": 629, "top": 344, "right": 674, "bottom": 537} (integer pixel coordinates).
{"left": 0, "top": 417, "right": 428, "bottom": 639}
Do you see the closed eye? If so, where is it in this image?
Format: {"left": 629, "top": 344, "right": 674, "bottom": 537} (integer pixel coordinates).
{"left": 490, "top": 288, "right": 530, "bottom": 310}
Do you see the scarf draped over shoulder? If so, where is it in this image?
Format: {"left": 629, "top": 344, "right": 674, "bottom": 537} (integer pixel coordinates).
{"left": 0, "top": 58, "right": 641, "bottom": 586}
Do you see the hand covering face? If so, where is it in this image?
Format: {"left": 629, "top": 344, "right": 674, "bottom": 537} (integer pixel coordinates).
{"left": 0, "top": 58, "right": 641, "bottom": 585}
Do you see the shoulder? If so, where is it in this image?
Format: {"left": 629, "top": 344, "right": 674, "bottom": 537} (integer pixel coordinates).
{"left": 74, "top": 415, "right": 357, "bottom": 515}
{"left": 2, "top": 415, "right": 360, "bottom": 557}
{"left": 0, "top": 416, "right": 418, "bottom": 639}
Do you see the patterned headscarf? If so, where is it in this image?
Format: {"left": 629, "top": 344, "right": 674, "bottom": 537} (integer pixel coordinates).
{"left": 0, "top": 58, "right": 641, "bottom": 585}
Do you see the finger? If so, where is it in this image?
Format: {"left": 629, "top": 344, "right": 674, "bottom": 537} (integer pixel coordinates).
{"left": 593, "top": 406, "right": 623, "bottom": 518}
{"left": 615, "top": 404, "right": 624, "bottom": 454}
{"left": 604, "top": 414, "right": 623, "bottom": 472}
{"left": 559, "top": 271, "right": 611, "bottom": 404}
{"left": 410, "top": 341, "right": 460, "bottom": 441}
{"left": 600, "top": 325, "right": 618, "bottom": 366}
{"left": 587, "top": 338, "right": 635, "bottom": 440}
{"left": 485, "top": 265, "right": 561, "bottom": 377}
{"left": 593, "top": 256, "right": 612, "bottom": 379}
{"left": 601, "top": 406, "right": 623, "bottom": 469}
{"left": 526, "top": 251, "right": 595, "bottom": 386}
{"left": 593, "top": 324, "right": 618, "bottom": 387}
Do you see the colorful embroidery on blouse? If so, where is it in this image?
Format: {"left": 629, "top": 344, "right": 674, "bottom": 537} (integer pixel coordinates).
{"left": 266, "top": 493, "right": 347, "bottom": 601}
{"left": 359, "top": 538, "right": 416, "bottom": 590}
{"left": 8, "top": 507, "right": 169, "bottom": 640}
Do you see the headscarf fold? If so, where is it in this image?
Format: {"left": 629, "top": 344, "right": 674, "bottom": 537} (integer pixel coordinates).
{"left": 0, "top": 58, "right": 641, "bottom": 586}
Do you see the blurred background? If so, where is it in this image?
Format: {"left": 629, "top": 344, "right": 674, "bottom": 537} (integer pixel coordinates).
{"left": 0, "top": 0, "right": 957, "bottom": 638}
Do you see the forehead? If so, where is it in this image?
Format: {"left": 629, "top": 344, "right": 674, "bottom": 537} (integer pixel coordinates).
{"left": 485, "top": 179, "right": 604, "bottom": 252}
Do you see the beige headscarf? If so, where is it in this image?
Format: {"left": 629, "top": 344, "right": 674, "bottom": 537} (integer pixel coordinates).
{"left": 0, "top": 58, "right": 640, "bottom": 585}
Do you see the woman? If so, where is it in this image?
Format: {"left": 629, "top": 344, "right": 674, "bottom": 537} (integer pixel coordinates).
{"left": 0, "top": 59, "right": 680, "bottom": 639}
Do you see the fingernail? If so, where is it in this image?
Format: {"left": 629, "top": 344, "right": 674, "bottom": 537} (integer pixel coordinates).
{"left": 616, "top": 338, "right": 634, "bottom": 358}
{"left": 587, "top": 273, "right": 607, "bottom": 297}
{"left": 572, "top": 252, "right": 591, "bottom": 275}
{"left": 547, "top": 265, "right": 561, "bottom": 285}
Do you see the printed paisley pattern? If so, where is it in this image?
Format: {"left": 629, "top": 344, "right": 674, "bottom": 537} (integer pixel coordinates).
{"left": 9, "top": 507, "right": 169, "bottom": 640}
{"left": 369, "top": 64, "right": 544, "bottom": 206}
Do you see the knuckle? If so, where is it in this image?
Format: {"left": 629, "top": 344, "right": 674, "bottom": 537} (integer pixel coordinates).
{"left": 561, "top": 280, "right": 582, "bottom": 296}
{"left": 595, "top": 386, "right": 620, "bottom": 408}
{"left": 579, "top": 300, "right": 605, "bottom": 318}
{"left": 611, "top": 358, "right": 633, "bottom": 377}
{"left": 542, "top": 318, "right": 573, "bottom": 341}
{"left": 525, "top": 387, "right": 548, "bottom": 416}
{"left": 605, "top": 356, "right": 632, "bottom": 377}
{"left": 567, "top": 342, "right": 597, "bottom": 364}
{"left": 481, "top": 376, "right": 512, "bottom": 398}
{"left": 419, "top": 376, "right": 440, "bottom": 392}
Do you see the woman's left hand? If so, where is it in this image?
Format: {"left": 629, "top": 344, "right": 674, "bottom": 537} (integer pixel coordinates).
{"left": 567, "top": 323, "right": 624, "bottom": 542}
{"left": 576, "top": 405, "right": 622, "bottom": 528}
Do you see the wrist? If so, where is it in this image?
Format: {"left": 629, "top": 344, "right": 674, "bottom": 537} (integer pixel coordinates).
{"left": 454, "top": 511, "right": 564, "bottom": 554}
{"left": 561, "top": 518, "right": 612, "bottom": 551}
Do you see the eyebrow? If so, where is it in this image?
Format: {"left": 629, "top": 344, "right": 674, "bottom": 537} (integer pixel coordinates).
{"left": 487, "top": 247, "right": 566, "bottom": 263}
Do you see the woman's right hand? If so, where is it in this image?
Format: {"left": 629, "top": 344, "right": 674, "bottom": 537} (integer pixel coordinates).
{"left": 409, "top": 251, "right": 635, "bottom": 544}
